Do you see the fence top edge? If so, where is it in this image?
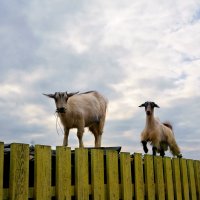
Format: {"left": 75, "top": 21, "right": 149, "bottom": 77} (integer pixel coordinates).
{"left": 0, "top": 142, "right": 199, "bottom": 161}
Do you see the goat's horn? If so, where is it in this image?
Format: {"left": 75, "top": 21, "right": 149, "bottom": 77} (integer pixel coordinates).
{"left": 139, "top": 103, "right": 146, "bottom": 107}
{"left": 154, "top": 103, "right": 160, "bottom": 108}
{"left": 43, "top": 93, "right": 55, "bottom": 98}
{"left": 68, "top": 91, "right": 79, "bottom": 97}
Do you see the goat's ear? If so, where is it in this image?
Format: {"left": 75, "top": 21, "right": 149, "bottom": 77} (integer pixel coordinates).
{"left": 67, "top": 91, "right": 79, "bottom": 97}
{"left": 153, "top": 103, "right": 160, "bottom": 108}
{"left": 43, "top": 93, "right": 55, "bottom": 98}
{"left": 139, "top": 103, "right": 146, "bottom": 107}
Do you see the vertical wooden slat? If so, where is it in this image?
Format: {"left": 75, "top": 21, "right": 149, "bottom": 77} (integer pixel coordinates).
{"left": 0, "top": 142, "right": 4, "bottom": 200}
{"left": 120, "top": 152, "right": 132, "bottom": 200}
{"left": 187, "top": 159, "right": 197, "bottom": 200}
{"left": 163, "top": 157, "right": 174, "bottom": 200}
{"left": 134, "top": 153, "right": 144, "bottom": 200}
{"left": 180, "top": 158, "right": 190, "bottom": 200}
{"left": 172, "top": 158, "right": 182, "bottom": 200}
{"left": 194, "top": 161, "right": 200, "bottom": 200}
{"left": 91, "top": 149, "right": 105, "bottom": 200}
{"left": 9, "top": 143, "right": 29, "bottom": 200}
{"left": 34, "top": 145, "right": 51, "bottom": 200}
{"left": 144, "top": 155, "right": 155, "bottom": 200}
{"left": 75, "top": 148, "right": 89, "bottom": 200}
{"left": 56, "top": 146, "right": 71, "bottom": 199}
{"left": 106, "top": 150, "right": 119, "bottom": 200}
{"left": 154, "top": 156, "right": 165, "bottom": 200}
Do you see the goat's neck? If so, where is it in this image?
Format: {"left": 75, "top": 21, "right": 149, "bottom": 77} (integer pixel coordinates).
{"left": 145, "top": 114, "right": 156, "bottom": 129}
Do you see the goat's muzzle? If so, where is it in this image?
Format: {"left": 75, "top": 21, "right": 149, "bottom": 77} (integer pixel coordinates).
{"left": 56, "top": 107, "right": 66, "bottom": 113}
{"left": 146, "top": 111, "right": 151, "bottom": 116}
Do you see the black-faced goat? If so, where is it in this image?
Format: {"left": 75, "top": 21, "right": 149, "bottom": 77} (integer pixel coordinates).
{"left": 44, "top": 91, "right": 108, "bottom": 148}
{"left": 139, "top": 101, "right": 182, "bottom": 157}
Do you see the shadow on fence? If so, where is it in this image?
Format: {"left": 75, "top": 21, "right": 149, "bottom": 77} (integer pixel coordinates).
{"left": 0, "top": 142, "right": 200, "bottom": 200}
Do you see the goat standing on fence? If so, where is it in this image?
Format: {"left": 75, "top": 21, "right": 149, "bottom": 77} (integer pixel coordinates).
{"left": 43, "top": 91, "right": 108, "bottom": 148}
{"left": 139, "top": 101, "right": 182, "bottom": 157}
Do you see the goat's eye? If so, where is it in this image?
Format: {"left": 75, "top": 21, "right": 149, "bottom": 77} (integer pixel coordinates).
{"left": 55, "top": 98, "right": 58, "bottom": 103}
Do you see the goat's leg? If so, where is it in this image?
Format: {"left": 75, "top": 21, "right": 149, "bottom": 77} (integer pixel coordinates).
{"left": 141, "top": 141, "right": 148, "bottom": 153}
{"left": 98, "top": 117, "right": 105, "bottom": 147}
{"left": 94, "top": 134, "right": 102, "bottom": 147}
{"left": 89, "top": 125, "right": 101, "bottom": 147}
{"left": 77, "top": 128, "right": 84, "bottom": 148}
{"left": 160, "top": 149, "right": 165, "bottom": 157}
{"left": 152, "top": 146, "right": 157, "bottom": 156}
{"left": 168, "top": 137, "right": 181, "bottom": 157}
{"left": 97, "top": 135, "right": 102, "bottom": 147}
{"left": 63, "top": 128, "right": 69, "bottom": 146}
{"left": 94, "top": 135, "right": 99, "bottom": 147}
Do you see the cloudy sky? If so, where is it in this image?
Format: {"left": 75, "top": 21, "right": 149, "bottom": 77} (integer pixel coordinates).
{"left": 0, "top": 0, "right": 200, "bottom": 159}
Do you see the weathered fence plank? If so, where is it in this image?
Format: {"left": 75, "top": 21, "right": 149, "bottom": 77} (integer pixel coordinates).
{"left": 163, "top": 157, "right": 174, "bottom": 200}
{"left": 180, "top": 158, "right": 190, "bottom": 200}
{"left": 194, "top": 160, "right": 200, "bottom": 200}
{"left": 144, "top": 154, "right": 155, "bottom": 200}
{"left": 75, "top": 148, "right": 89, "bottom": 200}
{"left": 134, "top": 153, "right": 144, "bottom": 200}
{"left": 34, "top": 145, "right": 51, "bottom": 200}
{"left": 154, "top": 156, "right": 165, "bottom": 200}
{"left": 120, "top": 152, "right": 133, "bottom": 200}
{"left": 172, "top": 158, "right": 182, "bottom": 200}
{"left": 56, "top": 146, "right": 71, "bottom": 199}
{"left": 9, "top": 143, "right": 29, "bottom": 200}
{"left": 91, "top": 149, "right": 105, "bottom": 200}
{"left": 187, "top": 159, "right": 197, "bottom": 200}
{"left": 106, "top": 150, "right": 119, "bottom": 200}
{"left": 1, "top": 142, "right": 200, "bottom": 200}
{"left": 0, "top": 142, "right": 4, "bottom": 200}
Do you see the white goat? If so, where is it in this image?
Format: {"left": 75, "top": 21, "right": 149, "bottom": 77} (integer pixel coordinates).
{"left": 139, "top": 101, "right": 182, "bottom": 157}
{"left": 44, "top": 91, "right": 108, "bottom": 148}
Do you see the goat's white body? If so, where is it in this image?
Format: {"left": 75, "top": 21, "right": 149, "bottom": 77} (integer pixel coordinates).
{"left": 57, "top": 91, "right": 107, "bottom": 147}
{"left": 141, "top": 115, "right": 181, "bottom": 156}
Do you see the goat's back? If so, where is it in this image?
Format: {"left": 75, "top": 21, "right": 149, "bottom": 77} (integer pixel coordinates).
{"left": 67, "top": 91, "right": 107, "bottom": 116}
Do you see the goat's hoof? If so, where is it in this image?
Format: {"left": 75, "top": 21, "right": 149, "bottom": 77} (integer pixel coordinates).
{"left": 144, "top": 148, "right": 148, "bottom": 153}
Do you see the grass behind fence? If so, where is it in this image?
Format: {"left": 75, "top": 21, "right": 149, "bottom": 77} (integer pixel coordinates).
{"left": 0, "top": 142, "right": 200, "bottom": 200}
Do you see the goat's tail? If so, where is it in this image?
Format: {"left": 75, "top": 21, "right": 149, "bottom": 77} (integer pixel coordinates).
{"left": 163, "top": 121, "right": 173, "bottom": 131}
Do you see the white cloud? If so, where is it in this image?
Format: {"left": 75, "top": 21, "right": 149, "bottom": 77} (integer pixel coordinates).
{"left": 0, "top": 84, "right": 21, "bottom": 96}
{"left": 0, "top": 0, "right": 200, "bottom": 159}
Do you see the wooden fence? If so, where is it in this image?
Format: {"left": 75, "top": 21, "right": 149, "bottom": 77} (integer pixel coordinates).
{"left": 0, "top": 142, "right": 200, "bottom": 200}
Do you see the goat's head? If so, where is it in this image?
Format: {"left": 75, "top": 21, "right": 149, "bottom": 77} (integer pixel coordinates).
{"left": 43, "top": 91, "right": 79, "bottom": 113}
{"left": 139, "top": 101, "right": 160, "bottom": 116}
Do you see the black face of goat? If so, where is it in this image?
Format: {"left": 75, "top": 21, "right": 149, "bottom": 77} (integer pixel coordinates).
{"left": 139, "top": 101, "right": 160, "bottom": 116}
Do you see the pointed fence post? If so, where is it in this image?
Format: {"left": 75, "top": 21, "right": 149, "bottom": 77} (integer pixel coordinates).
{"left": 194, "top": 160, "right": 200, "bottom": 200}
{"left": 56, "top": 146, "right": 71, "bottom": 199}
{"left": 120, "top": 152, "right": 133, "bottom": 200}
{"left": 144, "top": 155, "right": 155, "bottom": 200}
{"left": 91, "top": 149, "right": 105, "bottom": 200}
{"left": 187, "top": 159, "right": 197, "bottom": 200}
{"left": 172, "top": 158, "right": 182, "bottom": 200}
{"left": 34, "top": 145, "right": 51, "bottom": 200}
{"left": 106, "top": 150, "right": 119, "bottom": 200}
{"left": 75, "top": 148, "right": 89, "bottom": 200}
{"left": 154, "top": 156, "right": 165, "bottom": 200}
{"left": 163, "top": 157, "right": 174, "bottom": 200}
{"left": 180, "top": 158, "right": 190, "bottom": 200}
{"left": 9, "top": 143, "right": 29, "bottom": 200}
{"left": 134, "top": 153, "right": 144, "bottom": 200}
